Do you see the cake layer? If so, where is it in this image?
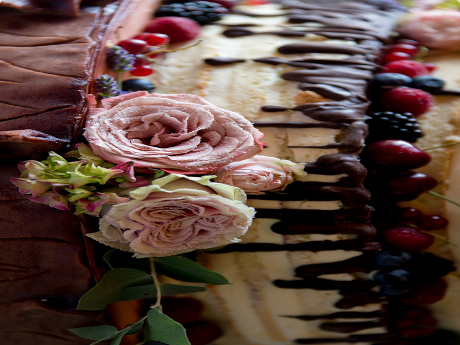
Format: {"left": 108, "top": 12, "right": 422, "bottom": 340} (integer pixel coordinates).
{"left": 152, "top": 2, "right": 402, "bottom": 344}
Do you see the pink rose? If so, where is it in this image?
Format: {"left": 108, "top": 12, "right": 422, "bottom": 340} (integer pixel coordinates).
{"left": 401, "top": 10, "right": 460, "bottom": 50}
{"left": 88, "top": 174, "right": 255, "bottom": 257}
{"left": 84, "top": 92, "right": 264, "bottom": 174}
{"left": 214, "top": 155, "right": 306, "bottom": 195}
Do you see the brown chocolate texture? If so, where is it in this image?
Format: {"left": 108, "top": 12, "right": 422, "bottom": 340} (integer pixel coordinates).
{"left": 0, "top": 0, "right": 83, "bottom": 16}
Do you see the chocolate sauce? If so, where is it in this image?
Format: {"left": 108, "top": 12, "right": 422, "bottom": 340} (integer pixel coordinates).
{"left": 204, "top": 57, "right": 246, "bottom": 66}
{"left": 200, "top": 2, "right": 405, "bottom": 343}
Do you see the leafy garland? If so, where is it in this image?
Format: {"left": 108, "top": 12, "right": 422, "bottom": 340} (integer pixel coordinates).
{"left": 70, "top": 253, "right": 228, "bottom": 345}
{"left": 12, "top": 145, "right": 231, "bottom": 345}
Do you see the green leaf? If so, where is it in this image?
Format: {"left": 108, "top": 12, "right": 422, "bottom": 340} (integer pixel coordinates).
{"left": 103, "top": 249, "right": 117, "bottom": 270}
{"left": 147, "top": 308, "right": 190, "bottom": 345}
{"left": 77, "top": 268, "right": 152, "bottom": 310}
{"left": 154, "top": 256, "right": 229, "bottom": 285}
{"left": 126, "top": 321, "right": 145, "bottom": 335}
{"left": 121, "top": 284, "right": 206, "bottom": 301}
{"left": 68, "top": 325, "right": 118, "bottom": 341}
{"left": 109, "top": 320, "right": 145, "bottom": 345}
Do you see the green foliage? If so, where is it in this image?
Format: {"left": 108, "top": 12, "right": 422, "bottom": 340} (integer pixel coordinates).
{"left": 154, "top": 256, "right": 229, "bottom": 285}
{"left": 77, "top": 268, "right": 152, "bottom": 310}
{"left": 147, "top": 308, "right": 190, "bottom": 345}
{"left": 68, "top": 325, "right": 118, "bottom": 341}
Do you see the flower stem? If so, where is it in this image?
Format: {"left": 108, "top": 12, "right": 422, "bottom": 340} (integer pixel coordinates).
{"left": 117, "top": 72, "right": 122, "bottom": 91}
{"left": 427, "top": 190, "right": 460, "bottom": 208}
{"left": 149, "top": 257, "right": 162, "bottom": 311}
{"left": 422, "top": 141, "right": 460, "bottom": 151}
{"left": 420, "top": 229, "right": 458, "bottom": 247}
{"left": 145, "top": 40, "right": 202, "bottom": 57}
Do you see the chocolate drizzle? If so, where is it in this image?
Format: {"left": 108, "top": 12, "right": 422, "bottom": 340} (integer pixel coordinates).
{"left": 201, "top": 1, "right": 404, "bottom": 343}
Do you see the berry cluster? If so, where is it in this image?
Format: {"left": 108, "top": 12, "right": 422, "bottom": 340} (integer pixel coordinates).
{"left": 368, "top": 39, "right": 446, "bottom": 123}
{"left": 362, "top": 36, "right": 457, "bottom": 341}
{"left": 155, "top": 1, "right": 228, "bottom": 25}
{"left": 366, "top": 111, "right": 423, "bottom": 143}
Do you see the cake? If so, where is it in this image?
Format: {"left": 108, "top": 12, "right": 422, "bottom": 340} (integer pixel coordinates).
{"left": 1, "top": 1, "right": 460, "bottom": 345}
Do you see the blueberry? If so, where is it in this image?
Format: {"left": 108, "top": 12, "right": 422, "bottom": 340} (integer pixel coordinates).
{"left": 410, "top": 75, "right": 445, "bottom": 92}
{"left": 122, "top": 79, "right": 155, "bottom": 93}
{"left": 379, "top": 283, "right": 412, "bottom": 296}
{"left": 375, "top": 250, "right": 411, "bottom": 267}
{"left": 373, "top": 73, "right": 412, "bottom": 88}
{"left": 418, "top": 330, "right": 460, "bottom": 345}
{"left": 374, "top": 269, "right": 411, "bottom": 285}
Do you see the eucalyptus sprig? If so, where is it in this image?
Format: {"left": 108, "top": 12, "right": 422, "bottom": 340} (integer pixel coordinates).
{"left": 71, "top": 251, "right": 229, "bottom": 345}
{"left": 10, "top": 144, "right": 158, "bottom": 216}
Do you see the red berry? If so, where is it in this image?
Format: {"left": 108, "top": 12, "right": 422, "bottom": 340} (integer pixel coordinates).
{"left": 130, "top": 65, "right": 154, "bottom": 76}
{"left": 381, "top": 52, "right": 411, "bottom": 65}
{"left": 386, "top": 171, "right": 438, "bottom": 201}
{"left": 424, "top": 62, "right": 437, "bottom": 72}
{"left": 383, "top": 227, "right": 434, "bottom": 252}
{"left": 405, "top": 307, "right": 431, "bottom": 318}
{"left": 117, "top": 39, "right": 148, "bottom": 54}
{"left": 401, "top": 328, "right": 436, "bottom": 338}
{"left": 133, "top": 54, "right": 150, "bottom": 67}
{"left": 387, "top": 44, "right": 419, "bottom": 57}
{"left": 384, "top": 60, "right": 430, "bottom": 78}
{"left": 419, "top": 215, "right": 449, "bottom": 230}
{"left": 366, "top": 140, "right": 431, "bottom": 170}
{"left": 145, "top": 17, "right": 201, "bottom": 44}
{"left": 379, "top": 87, "right": 434, "bottom": 117}
{"left": 397, "top": 39, "right": 420, "bottom": 47}
{"left": 186, "top": 321, "right": 223, "bottom": 345}
{"left": 133, "top": 33, "right": 170, "bottom": 46}
{"left": 402, "top": 278, "right": 447, "bottom": 305}
{"left": 395, "top": 318, "right": 414, "bottom": 329}
{"left": 400, "top": 207, "right": 423, "bottom": 221}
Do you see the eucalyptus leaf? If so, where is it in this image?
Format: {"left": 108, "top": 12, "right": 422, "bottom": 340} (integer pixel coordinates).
{"left": 154, "top": 256, "right": 229, "bottom": 285}
{"left": 110, "top": 318, "right": 146, "bottom": 345}
{"left": 68, "top": 325, "right": 118, "bottom": 341}
{"left": 77, "top": 268, "right": 152, "bottom": 310}
{"left": 126, "top": 321, "right": 145, "bottom": 335}
{"left": 103, "top": 249, "right": 117, "bottom": 270}
{"left": 147, "top": 308, "right": 190, "bottom": 345}
{"left": 121, "top": 284, "right": 206, "bottom": 301}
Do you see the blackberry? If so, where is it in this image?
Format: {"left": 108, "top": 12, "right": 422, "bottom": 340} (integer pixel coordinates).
{"left": 155, "top": 1, "right": 228, "bottom": 25}
{"left": 366, "top": 111, "right": 424, "bottom": 143}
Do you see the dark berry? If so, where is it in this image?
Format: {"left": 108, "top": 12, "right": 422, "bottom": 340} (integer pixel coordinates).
{"left": 402, "top": 278, "right": 447, "bottom": 305}
{"left": 366, "top": 140, "right": 431, "bottom": 170}
{"left": 366, "top": 111, "right": 424, "bottom": 143}
{"left": 400, "top": 207, "right": 423, "bottom": 221}
{"left": 386, "top": 172, "right": 438, "bottom": 201}
{"left": 118, "top": 39, "right": 149, "bottom": 54}
{"left": 384, "top": 60, "right": 430, "bottom": 78}
{"left": 407, "top": 252, "right": 455, "bottom": 281}
{"left": 122, "top": 79, "right": 155, "bottom": 93}
{"left": 133, "top": 33, "right": 170, "bottom": 46}
{"left": 133, "top": 54, "right": 150, "bottom": 67}
{"left": 155, "top": 1, "right": 228, "bottom": 25}
{"left": 418, "top": 329, "right": 460, "bottom": 345}
{"left": 130, "top": 65, "right": 154, "bottom": 76}
{"left": 373, "top": 73, "right": 412, "bottom": 88}
{"left": 410, "top": 75, "right": 445, "bottom": 92}
{"left": 381, "top": 52, "right": 411, "bottom": 65}
{"left": 383, "top": 227, "right": 434, "bottom": 252}
{"left": 374, "top": 269, "right": 413, "bottom": 296}
{"left": 419, "top": 215, "right": 449, "bottom": 230}
{"left": 376, "top": 250, "right": 411, "bottom": 267}
{"left": 424, "top": 63, "right": 437, "bottom": 73}
{"left": 387, "top": 44, "right": 419, "bottom": 57}
{"left": 379, "top": 87, "right": 434, "bottom": 117}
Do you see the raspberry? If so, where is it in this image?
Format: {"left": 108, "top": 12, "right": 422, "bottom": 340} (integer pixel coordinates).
{"left": 382, "top": 227, "right": 434, "bottom": 252}
{"left": 379, "top": 87, "right": 434, "bottom": 117}
{"left": 383, "top": 60, "right": 430, "bottom": 78}
{"left": 402, "top": 278, "right": 447, "bottom": 305}
{"left": 145, "top": 17, "right": 201, "bottom": 44}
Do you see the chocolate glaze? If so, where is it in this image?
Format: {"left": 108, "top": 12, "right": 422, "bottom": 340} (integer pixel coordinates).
{"left": 201, "top": 1, "right": 404, "bottom": 343}
{"left": 204, "top": 57, "right": 247, "bottom": 66}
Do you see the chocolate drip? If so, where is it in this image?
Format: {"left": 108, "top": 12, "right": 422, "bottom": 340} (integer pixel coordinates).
{"left": 432, "top": 88, "right": 460, "bottom": 96}
{"left": 204, "top": 57, "right": 246, "bottom": 65}
{"left": 287, "top": 310, "right": 383, "bottom": 321}
{"left": 295, "top": 253, "right": 376, "bottom": 276}
{"left": 208, "top": 240, "right": 380, "bottom": 254}
{"left": 336, "top": 291, "right": 383, "bottom": 309}
{"left": 223, "top": 27, "right": 307, "bottom": 38}
{"left": 273, "top": 278, "right": 377, "bottom": 292}
{"left": 253, "top": 207, "right": 374, "bottom": 223}
{"left": 295, "top": 333, "right": 396, "bottom": 344}
{"left": 298, "top": 84, "right": 352, "bottom": 101}
{"left": 282, "top": 67, "right": 373, "bottom": 81}
{"left": 252, "top": 121, "right": 347, "bottom": 129}
{"left": 278, "top": 42, "right": 370, "bottom": 56}
{"left": 261, "top": 105, "right": 289, "bottom": 112}
{"left": 254, "top": 56, "right": 378, "bottom": 67}
{"left": 321, "top": 319, "right": 388, "bottom": 333}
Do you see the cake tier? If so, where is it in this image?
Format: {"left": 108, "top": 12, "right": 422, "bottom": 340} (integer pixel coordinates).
{"left": 152, "top": 2, "right": 403, "bottom": 344}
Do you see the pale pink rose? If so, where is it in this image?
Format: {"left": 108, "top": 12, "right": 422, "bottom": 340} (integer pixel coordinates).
{"left": 84, "top": 92, "right": 264, "bottom": 174}
{"left": 88, "top": 174, "right": 255, "bottom": 257}
{"left": 215, "top": 155, "right": 306, "bottom": 195}
{"left": 401, "top": 10, "right": 460, "bottom": 50}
